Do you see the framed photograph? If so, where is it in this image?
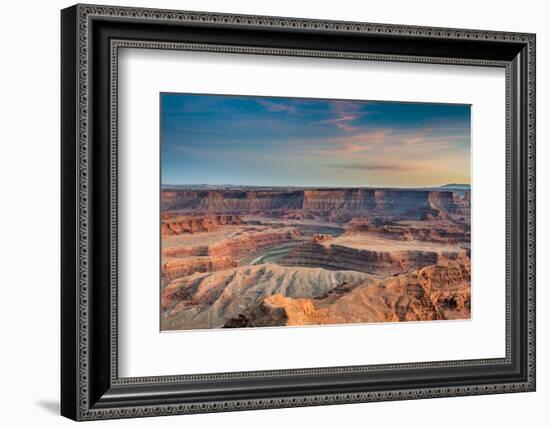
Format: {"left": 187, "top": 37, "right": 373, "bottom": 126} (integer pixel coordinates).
{"left": 61, "top": 4, "right": 536, "bottom": 421}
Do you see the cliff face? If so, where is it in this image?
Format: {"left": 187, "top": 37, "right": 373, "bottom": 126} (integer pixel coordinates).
{"left": 224, "top": 260, "right": 471, "bottom": 327}
{"left": 208, "top": 228, "right": 300, "bottom": 257}
{"left": 161, "top": 214, "right": 242, "bottom": 235}
{"left": 428, "top": 191, "right": 470, "bottom": 218}
{"left": 277, "top": 241, "right": 468, "bottom": 275}
{"left": 162, "top": 256, "right": 236, "bottom": 281}
{"left": 160, "top": 187, "right": 471, "bottom": 331}
{"left": 161, "top": 227, "right": 302, "bottom": 280}
{"left": 161, "top": 190, "right": 304, "bottom": 212}
{"left": 161, "top": 264, "right": 375, "bottom": 330}
{"left": 302, "top": 189, "right": 377, "bottom": 210}
{"left": 347, "top": 219, "right": 470, "bottom": 243}
{"left": 161, "top": 251, "right": 471, "bottom": 330}
{"left": 161, "top": 188, "right": 470, "bottom": 220}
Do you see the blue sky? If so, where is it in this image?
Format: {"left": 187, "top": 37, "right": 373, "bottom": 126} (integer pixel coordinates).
{"left": 161, "top": 93, "right": 470, "bottom": 187}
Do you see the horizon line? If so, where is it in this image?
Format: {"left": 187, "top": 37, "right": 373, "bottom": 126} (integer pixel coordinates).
{"left": 161, "top": 183, "right": 471, "bottom": 189}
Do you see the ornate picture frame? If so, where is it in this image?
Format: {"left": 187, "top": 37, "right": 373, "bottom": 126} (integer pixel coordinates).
{"left": 61, "top": 4, "right": 535, "bottom": 421}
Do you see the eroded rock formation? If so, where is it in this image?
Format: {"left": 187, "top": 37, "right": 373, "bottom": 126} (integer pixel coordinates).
{"left": 161, "top": 188, "right": 470, "bottom": 222}
{"left": 347, "top": 219, "right": 470, "bottom": 243}
{"left": 161, "top": 214, "right": 242, "bottom": 235}
{"left": 161, "top": 264, "right": 375, "bottom": 330}
{"left": 161, "top": 227, "right": 302, "bottom": 280}
{"left": 312, "top": 233, "right": 334, "bottom": 243}
{"left": 162, "top": 256, "right": 237, "bottom": 281}
{"left": 160, "top": 186, "right": 471, "bottom": 331}
{"left": 224, "top": 260, "right": 471, "bottom": 327}
{"left": 277, "top": 241, "right": 469, "bottom": 275}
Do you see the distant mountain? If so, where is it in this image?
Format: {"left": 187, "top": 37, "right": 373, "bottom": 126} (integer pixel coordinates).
{"left": 162, "top": 183, "right": 473, "bottom": 191}
{"left": 439, "top": 184, "right": 471, "bottom": 190}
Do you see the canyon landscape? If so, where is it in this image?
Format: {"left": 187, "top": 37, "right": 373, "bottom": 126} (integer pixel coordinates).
{"left": 160, "top": 185, "right": 471, "bottom": 330}
{"left": 160, "top": 93, "right": 471, "bottom": 330}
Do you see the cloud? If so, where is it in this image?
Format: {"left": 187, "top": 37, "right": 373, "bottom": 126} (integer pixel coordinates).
{"left": 305, "top": 129, "right": 390, "bottom": 156}
{"left": 255, "top": 99, "right": 297, "bottom": 113}
{"left": 313, "top": 114, "right": 360, "bottom": 132}
{"left": 330, "top": 162, "right": 416, "bottom": 172}
{"left": 307, "top": 126, "right": 468, "bottom": 159}
{"left": 310, "top": 100, "right": 375, "bottom": 132}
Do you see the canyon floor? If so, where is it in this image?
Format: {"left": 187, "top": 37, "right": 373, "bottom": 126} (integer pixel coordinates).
{"left": 160, "top": 186, "right": 471, "bottom": 331}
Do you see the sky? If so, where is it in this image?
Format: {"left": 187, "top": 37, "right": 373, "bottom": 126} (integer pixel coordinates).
{"left": 161, "top": 93, "right": 471, "bottom": 188}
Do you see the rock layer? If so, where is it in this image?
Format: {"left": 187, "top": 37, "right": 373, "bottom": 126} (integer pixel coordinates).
{"left": 224, "top": 260, "right": 471, "bottom": 327}
{"left": 162, "top": 256, "right": 237, "bottom": 281}
{"left": 161, "top": 188, "right": 470, "bottom": 221}
{"left": 162, "top": 227, "right": 301, "bottom": 280}
{"left": 161, "top": 264, "right": 375, "bottom": 330}
{"left": 161, "top": 214, "right": 242, "bottom": 235}
{"left": 160, "top": 187, "right": 471, "bottom": 331}
{"left": 347, "top": 219, "right": 470, "bottom": 243}
{"left": 277, "top": 241, "right": 468, "bottom": 275}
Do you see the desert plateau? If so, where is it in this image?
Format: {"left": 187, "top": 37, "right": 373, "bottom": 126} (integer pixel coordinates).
{"left": 160, "top": 185, "right": 471, "bottom": 330}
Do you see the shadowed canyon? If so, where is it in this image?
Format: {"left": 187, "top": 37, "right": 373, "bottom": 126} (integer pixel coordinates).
{"left": 160, "top": 186, "right": 471, "bottom": 331}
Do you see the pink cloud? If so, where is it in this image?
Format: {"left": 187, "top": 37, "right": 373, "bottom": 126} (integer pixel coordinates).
{"left": 303, "top": 126, "right": 467, "bottom": 170}
{"left": 314, "top": 129, "right": 391, "bottom": 155}
{"left": 312, "top": 100, "right": 374, "bottom": 132}
{"left": 256, "top": 99, "right": 297, "bottom": 113}
{"left": 313, "top": 114, "right": 360, "bottom": 132}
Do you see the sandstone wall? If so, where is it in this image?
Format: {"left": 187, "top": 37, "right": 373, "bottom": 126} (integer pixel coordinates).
{"left": 161, "top": 228, "right": 302, "bottom": 280}
{"left": 161, "top": 188, "right": 470, "bottom": 220}
{"left": 161, "top": 214, "right": 242, "bottom": 235}
{"left": 277, "top": 241, "right": 466, "bottom": 275}
{"left": 224, "top": 260, "right": 471, "bottom": 327}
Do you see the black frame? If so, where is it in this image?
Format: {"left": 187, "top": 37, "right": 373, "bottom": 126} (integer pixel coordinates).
{"left": 61, "top": 4, "right": 536, "bottom": 421}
